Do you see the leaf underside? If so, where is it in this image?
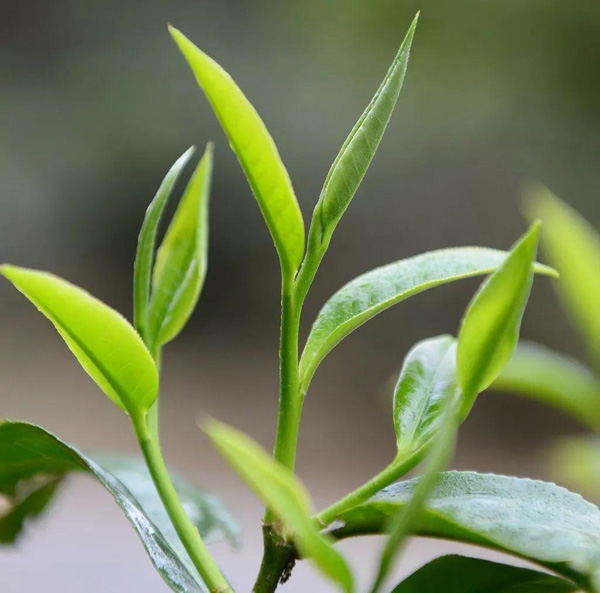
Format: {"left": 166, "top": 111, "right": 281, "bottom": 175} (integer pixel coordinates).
{"left": 0, "top": 421, "right": 239, "bottom": 593}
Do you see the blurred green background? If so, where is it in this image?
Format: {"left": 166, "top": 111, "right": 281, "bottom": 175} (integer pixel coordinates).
{"left": 1, "top": 1, "right": 598, "bottom": 591}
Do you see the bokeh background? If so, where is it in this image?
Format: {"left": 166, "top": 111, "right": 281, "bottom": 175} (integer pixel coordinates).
{"left": 1, "top": 0, "right": 599, "bottom": 591}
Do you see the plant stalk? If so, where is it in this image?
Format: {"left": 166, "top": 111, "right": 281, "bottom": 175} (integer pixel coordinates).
{"left": 254, "top": 274, "right": 302, "bottom": 592}
{"left": 133, "top": 415, "right": 232, "bottom": 593}
{"left": 317, "top": 449, "right": 423, "bottom": 527}
{"left": 271, "top": 275, "right": 302, "bottom": 473}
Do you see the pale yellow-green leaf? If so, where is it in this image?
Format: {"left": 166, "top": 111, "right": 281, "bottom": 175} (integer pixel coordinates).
{"left": 525, "top": 186, "right": 600, "bottom": 367}
{"left": 1, "top": 266, "right": 158, "bottom": 416}
{"left": 457, "top": 224, "right": 540, "bottom": 417}
{"left": 204, "top": 420, "right": 354, "bottom": 592}
{"left": 169, "top": 26, "right": 305, "bottom": 276}
{"left": 148, "top": 143, "right": 212, "bottom": 348}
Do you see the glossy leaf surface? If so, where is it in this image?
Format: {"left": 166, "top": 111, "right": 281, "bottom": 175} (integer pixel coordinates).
{"left": 205, "top": 420, "right": 354, "bottom": 592}
{"left": 0, "top": 421, "right": 238, "bottom": 592}
{"left": 393, "top": 335, "right": 458, "bottom": 455}
{"left": 333, "top": 471, "right": 600, "bottom": 590}
{"left": 310, "top": 14, "right": 418, "bottom": 251}
{"left": 493, "top": 342, "right": 600, "bottom": 429}
{"left": 148, "top": 144, "right": 213, "bottom": 347}
{"left": 457, "top": 224, "right": 539, "bottom": 417}
{"left": 1, "top": 266, "right": 158, "bottom": 416}
{"left": 392, "top": 555, "right": 577, "bottom": 593}
{"left": 526, "top": 186, "right": 600, "bottom": 367}
{"left": 133, "top": 146, "right": 195, "bottom": 344}
{"left": 372, "top": 377, "right": 458, "bottom": 593}
{"left": 300, "top": 247, "right": 556, "bottom": 391}
{"left": 170, "top": 27, "right": 305, "bottom": 275}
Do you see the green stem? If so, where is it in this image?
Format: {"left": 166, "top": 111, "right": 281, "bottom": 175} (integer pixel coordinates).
{"left": 317, "top": 449, "right": 423, "bottom": 527}
{"left": 254, "top": 274, "right": 302, "bottom": 592}
{"left": 253, "top": 526, "right": 296, "bottom": 593}
{"left": 133, "top": 414, "right": 232, "bottom": 593}
{"left": 271, "top": 274, "right": 302, "bottom": 472}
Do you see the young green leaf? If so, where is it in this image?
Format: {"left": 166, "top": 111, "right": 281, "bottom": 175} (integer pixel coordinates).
{"left": 169, "top": 27, "right": 305, "bottom": 276}
{"left": 332, "top": 472, "right": 600, "bottom": 591}
{"left": 299, "top": 247, "right": 556, "bottom": 393}
{"left": 371, "top": 384, "right": 458, "bottom": 593}
{"left": 309, "top": 13, "right": 418, "bottom": 254}
{"left": 525, "top": 186, "right": 600, "bottom": 368}
{"left": 457, "top": 224, "right": 540, "bottom": 418}
{"left": 0, "top": 421, "right": 239, "bottom": 592}
{"left": 133, "top": 146, "right": 196, "bottom": 344}
{"left": 204, "top": 419, "right": 354, "bottom": 593}
{"left": 393, "top": 335, "right": 458, "bottom": 455}
{"left": 0, "top": 266, "right": 158, "bottom": 417}
{"left": 493, "top": 342, "right": 600, "bottom": 429}
{"left": 147, "top": 143, "right": 213, "bottom": 348}
{"left": 392, "top": 556, "right": 577, "bottom": 593}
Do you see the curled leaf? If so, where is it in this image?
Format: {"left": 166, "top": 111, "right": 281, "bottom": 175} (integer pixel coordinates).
{"left": 148, "top": 143, "right": 213, "bottom": 348}
{"left": 457, "top": 224, "right": 540, "bottom": 417}
{"left": 134, "top": 146, "right": 195, "bottom": 344}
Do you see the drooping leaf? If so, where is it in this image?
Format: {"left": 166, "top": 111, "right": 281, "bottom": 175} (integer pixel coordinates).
{"left": 525, "top": 186, "right": 600, "bottom": 367}
{"left": 371, "top": 378, "right": 459, "bottom": 593}
{"left": 548, "top": 436, "right": 600, "bottom": 499}
{"left": 0, "top": 421, "right": 239, "bottom": 593}
{"left": 133, "top": 146, "right": 196, "bottom": 344}
{"left": 148, "top": 143, "right": 213, "bottom": 348}
{"left": 94, "top": 454, "right": 240, "bottom": 550}
{"left": 1, "top": 266, "right": 158, "bottom": 417}
{"left": 332, "top": 471, "right": 600, "bottom": 591}
{"left": 169, "top": 26, "right": 305, "bottom": 276}
{"left": 493, "top": 342, "right": 600, "bottom": 429}
{"left": 299, "top": 247, "right": 556, "bottom": 392}
{"left": 204, "top": 419, "right": 354, "bottom": 592}
{"left": 309, "top": 14, "right": 418, "bottom": 254}
{"left": 393, "top": 335, "right": 458, "bottom": 455}
{"left": 391, "top": 555, "right": 577, "bottom": 593}
{"left": 457, "top": 224, "right": 540, "bottom": 418}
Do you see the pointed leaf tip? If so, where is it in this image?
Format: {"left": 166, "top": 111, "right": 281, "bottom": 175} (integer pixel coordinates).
{"left": 3, "top": 266, "right": 158, "bottom": 416}
{"left": 170, "top": 27, "right": 305, "bottom": 275}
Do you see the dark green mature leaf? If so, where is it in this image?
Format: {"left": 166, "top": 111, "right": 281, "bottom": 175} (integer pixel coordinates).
{"left": 133, "top": 146, "right": 195, "bottom": 344}
{"left": 299, "top": 247, "right": 556, "bottom": 392}
{"left": 309, "top": 14, "right": 418, "bottom": 253}
{"left": 457, "top": 224, "right": 540, "bottom": 418}
{"left": 205, "top": 419, "right": 354, "bottom": 592}
{"left": 332, "top": 471, "right": 600, "bottom": 591}
{"left": 148, "top": 143, "right": 213, "bottom": 348}
{"left": 393, "top": 335, "right": 458, "bottom": 455}
{"left": 0, "top": 421, "right": 239, "bottom": 593}
{"left": 493, "top": 343, "right": 600, "bottom": 429}
{"left": 0, "top": 266, "right": 158, "bottom": 417}
{"left": 392, "top": 556, "right": 577, "bottom": 593}
{"left": 525, "top": 186, "right": 600, "bottom": 367}
{"left": 169, "top": 26, "right": 305, "bottom": 276}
